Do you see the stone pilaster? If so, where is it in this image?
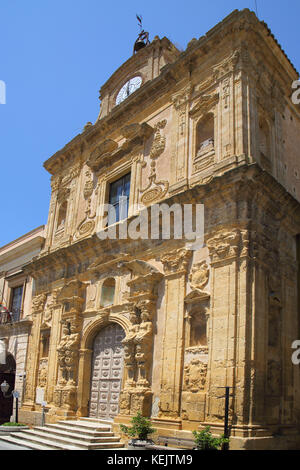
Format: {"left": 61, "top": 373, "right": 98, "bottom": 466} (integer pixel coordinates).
{"left": 205, "top": 227, "right": 250, "bottom": 432}
{"left": 156, "top": 248, "right": 192, "bottom": 423}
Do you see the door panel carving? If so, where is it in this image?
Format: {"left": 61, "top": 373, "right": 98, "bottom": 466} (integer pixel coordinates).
{"left": 89, "top": 323, "right": 125, "bottom": 419}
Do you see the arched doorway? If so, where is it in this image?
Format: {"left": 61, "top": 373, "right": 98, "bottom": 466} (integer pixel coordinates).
{"left": 0, "top": 353, "right": 16, "bottom": 424}
{"left": 89, "top": 323, "right": 125, "bottom": 420}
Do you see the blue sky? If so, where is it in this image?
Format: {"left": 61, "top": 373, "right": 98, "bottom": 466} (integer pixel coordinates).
{"left": 0, "top": 0, "right": 299, "bottom": 247}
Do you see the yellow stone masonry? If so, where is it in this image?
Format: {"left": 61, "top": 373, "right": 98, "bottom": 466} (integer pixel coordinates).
{"left": 17, "top": 9, "right": 300, "bottom": 449}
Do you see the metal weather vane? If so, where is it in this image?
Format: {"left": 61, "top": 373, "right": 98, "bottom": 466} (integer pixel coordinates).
{"left": 133, "top": 14, "right": 150, "bottom": 54}
{"left": 136, "top": 14, "right": 143, "bottom": 31}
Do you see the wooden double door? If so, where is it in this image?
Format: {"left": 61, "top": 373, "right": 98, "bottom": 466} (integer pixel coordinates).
{"left": 89, "top": 324, "right": 125, "bottom": 420}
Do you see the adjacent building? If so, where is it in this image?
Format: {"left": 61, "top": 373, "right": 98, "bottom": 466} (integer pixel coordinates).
{"left": 0, "top": 226, "right": 45, "bottom": 424}
{"left": 14, "top": 9, "right": 300, "bottom": 449}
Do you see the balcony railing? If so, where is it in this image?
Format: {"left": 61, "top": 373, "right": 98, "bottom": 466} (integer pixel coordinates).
{"left": 0, "top": 309, "right": 21, "bottom": 325}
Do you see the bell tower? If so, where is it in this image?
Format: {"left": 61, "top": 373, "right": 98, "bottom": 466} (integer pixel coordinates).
{"left": 133, "top": 15, "right": 150, "bottom": 54}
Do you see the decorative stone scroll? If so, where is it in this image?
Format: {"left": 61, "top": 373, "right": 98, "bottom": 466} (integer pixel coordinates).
{"left": 139, "top": 120, "right": 169, "bottom": 205}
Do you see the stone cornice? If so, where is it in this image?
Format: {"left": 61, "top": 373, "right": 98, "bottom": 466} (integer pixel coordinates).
{"left": 24, "top": 163, "right": 300, "bottom": 287}
{"left": 0, "top": 226, "right": 45, "bottom": 265}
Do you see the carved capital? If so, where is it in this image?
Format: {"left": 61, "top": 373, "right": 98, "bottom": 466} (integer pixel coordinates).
{"left": 32, "top": 293, "right": 47, "bottom": 313}
{"left": 161, "top": 248, "right": 192, "bottom": 275}
{"left": 207, "top": 229, "right": 240, "bottom": 262}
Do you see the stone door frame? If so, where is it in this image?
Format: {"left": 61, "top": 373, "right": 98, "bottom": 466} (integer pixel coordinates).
{"left": 77, "top": 314, "right": 130, "bottom": 418}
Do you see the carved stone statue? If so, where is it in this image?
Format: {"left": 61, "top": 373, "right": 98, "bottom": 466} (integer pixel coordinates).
{"left": 122, "top": 312, "right": 139, "bottom": 387}
{"left": 57, "top": 321, "right": 80, "bottom": 386}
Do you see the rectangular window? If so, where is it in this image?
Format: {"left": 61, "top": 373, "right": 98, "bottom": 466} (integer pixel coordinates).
{"left": 108, "top": 173, "right": 131, "bottom": 224}
{"left": 10, "top": 285, "right": 23, "bottom": 322}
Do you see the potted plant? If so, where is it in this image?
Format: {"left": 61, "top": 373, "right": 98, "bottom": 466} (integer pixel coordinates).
{"left": 120, "top": 412, "right": 156, "bottom": 450}
{"left": 193, "top": 426, "right": 229, "bottom": 450}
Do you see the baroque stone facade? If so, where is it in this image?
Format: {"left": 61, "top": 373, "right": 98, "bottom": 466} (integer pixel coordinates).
{"left": 17, "top": 9, "right": 300, "bottom": 449}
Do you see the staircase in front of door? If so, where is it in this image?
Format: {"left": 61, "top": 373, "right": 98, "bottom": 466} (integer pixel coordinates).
{"left": 0, "top": 417, "right": 125, "bottom": 450}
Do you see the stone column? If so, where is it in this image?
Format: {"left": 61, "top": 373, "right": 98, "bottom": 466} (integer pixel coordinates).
{"left": 155, "top": 248, "right": 192, "bottom": 427}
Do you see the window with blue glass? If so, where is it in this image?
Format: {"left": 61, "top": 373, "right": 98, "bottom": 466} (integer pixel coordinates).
{"left": 10, "top": 286, "right": 23, "bottom": 322}
{"left": 108, "top": 173, "right": 131, "bottom": 224}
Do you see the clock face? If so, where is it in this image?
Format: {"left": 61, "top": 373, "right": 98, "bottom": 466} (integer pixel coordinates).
{"left": 116, "top": 76, "right": 142, "bottom": 105}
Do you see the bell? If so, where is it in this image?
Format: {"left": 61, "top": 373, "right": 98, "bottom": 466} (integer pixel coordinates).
{"left": 134, "top": 39, "right": 146, "bottom": 53}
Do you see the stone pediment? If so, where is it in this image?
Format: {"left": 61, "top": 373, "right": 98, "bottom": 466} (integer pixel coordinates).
{"left": 117, "top": 259, "right": 162, "bottom": 277}
{"left": 185, "top": 289, "right": 210, "bottom": 304}
{"left": 87, "top": 139, "right": 118, "bottom": 171}
{"left": 120, "top": 122, "right": 153, "bottom": 142}
{"left": 58, "top": 280, "right": 85, "bottom": 302}
{"left": 189, "top": 93, "right": 219, "bottom": 118}
{"left": 87, "top": 123, "right": 153, "bottom": 172}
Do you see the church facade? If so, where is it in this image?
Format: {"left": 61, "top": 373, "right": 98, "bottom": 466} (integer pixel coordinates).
{"left": 19, "top": 9, "right": 300, "bottom": 449}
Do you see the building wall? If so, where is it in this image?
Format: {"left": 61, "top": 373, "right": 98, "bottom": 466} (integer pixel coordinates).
{"left": 0, "top": 226, "right": 45, "bottom": 419}
{"left": 19, "top": 9, "right": 300, "bottom": 449}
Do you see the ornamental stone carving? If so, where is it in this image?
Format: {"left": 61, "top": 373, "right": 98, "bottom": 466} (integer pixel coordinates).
{"left": 207, "top": 229, "right": 240, "bottom": 262}
{"left": 83, "top": 170, "right": 94, "bottom": 199}
{"left": 161, "top": 248, "right": 192, "bottom": 275}
{"left": 189, "top": 261, "right": 209, "bottom": 291}
{"left": 32, "top": 293, "right": 47, "bottom": 313}
{"left": 57, "top": 319, "right": 81, "bottom": 387}
{"left": 149, "top": 120, "right": 167, "bottom": 159}
{"left": 140, "top": 120, "right": 169, "bottom": 205}
{"left": 38, "top": 359, "right": 48, "bottom": 388}
{"left": 183, "top": 359, "right": 207, "bottom": 392}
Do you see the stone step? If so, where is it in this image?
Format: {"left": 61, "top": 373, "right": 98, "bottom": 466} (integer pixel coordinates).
{"left": 30, "top": 427, "right": 118, "bottom": 444}
{"left": 41, "top": 423, "right": 114, "bottom": 437}
{"left": 0, "top": 417, "right": 125, "bottom": 451}
{"left": 0, "top": 433, "right": 75, "bottom": 450}
{"left": 57, "top": 420, "right": 111, "bottom": 431}
{"left": 1, "top": 430, "right": 124, "bottom": 450}
{"left": 80, "top": 417, "right": 114, "bottom": 425}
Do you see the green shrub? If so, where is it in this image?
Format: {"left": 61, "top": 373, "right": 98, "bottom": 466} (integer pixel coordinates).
{"left": 120, "top": 412, "right": 156, "bottom": 441}
{"left": 1, "top": 422, "right": 25, "bottom": 427}
{"left": 193, "top": 426, "right": 229, "bottom": 450}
